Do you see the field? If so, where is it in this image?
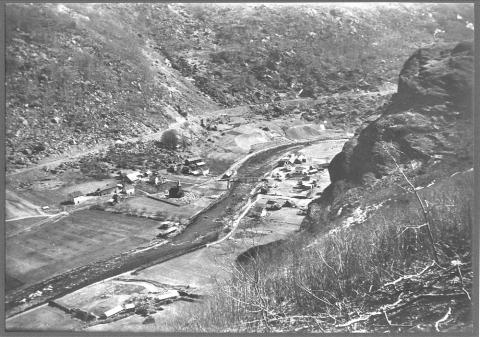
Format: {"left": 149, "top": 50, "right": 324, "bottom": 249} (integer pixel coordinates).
{"left": 6, "top": 305, "right": 84, "bottom": 332}
{"left": 6, "top": 209, "right": 161, "bottom": 291}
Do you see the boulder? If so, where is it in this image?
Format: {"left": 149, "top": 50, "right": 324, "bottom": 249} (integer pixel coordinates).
{"left": 394, "top": 41, "right": 473, "bottom": 113}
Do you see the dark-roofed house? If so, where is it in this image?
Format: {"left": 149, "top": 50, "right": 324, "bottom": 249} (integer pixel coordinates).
{"left": 168, "top": 181, "right": 185, "bottom": 198}
{"left": 185, "top": 157, "right": 206, "bottom": 167}
{"left": 94, "top": 184, "right": 119, "bottom": 196}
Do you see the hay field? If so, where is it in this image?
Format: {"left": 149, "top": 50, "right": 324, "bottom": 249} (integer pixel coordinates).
{"left": 6, "top": 209, "right": 161, "bottom": 291}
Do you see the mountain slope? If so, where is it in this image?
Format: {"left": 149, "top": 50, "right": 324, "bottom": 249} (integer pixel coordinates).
{"left": 6, "top": 3, "right": 474, "bottom": 172}
{"left": 150, "top": 3, "right": 474, "bottom": 106}
{"left": 6, "top": 3, "right": 217, "bottom": 170}
{"left": 162, "top": 41, "right": 474, "bottom": 333}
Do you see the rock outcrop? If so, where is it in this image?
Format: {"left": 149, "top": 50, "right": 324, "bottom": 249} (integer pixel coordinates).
{"left": 306, "top": 41, "right": 474, "bottom": 228}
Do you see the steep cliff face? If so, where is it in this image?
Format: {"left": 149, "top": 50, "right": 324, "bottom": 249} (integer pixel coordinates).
{"left": 305, "top": 41, "right": 474, "bottom": 229}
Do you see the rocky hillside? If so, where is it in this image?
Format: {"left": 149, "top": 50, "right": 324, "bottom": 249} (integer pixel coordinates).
{"left": 5, "top": 3, "right": 217, "bottom": 170}
{"left": 305, "top": 40, "right": 473, "bottom": 229}
{"left": 6, "top": 3, "right": 474, "bottom": 171}
{"left": 152, "top": 3, "right": 473, "bottom": 106}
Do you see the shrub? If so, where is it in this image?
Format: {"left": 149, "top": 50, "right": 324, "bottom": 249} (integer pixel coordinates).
{"left": 161, "top": 129, "right": 179, "bottom": 150}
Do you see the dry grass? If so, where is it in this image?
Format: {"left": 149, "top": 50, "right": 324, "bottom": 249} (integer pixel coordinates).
{"left": 160, "top": 170, "right": 473, "bottom": 332}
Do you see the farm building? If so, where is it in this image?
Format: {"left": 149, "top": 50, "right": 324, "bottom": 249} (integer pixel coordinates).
{"left": 98, "top": 302, "right": 135, "bottom": 320}
{"left": 266, "top": 200, "right": 282, "bottom": 211}
{"left": 283, "top": 199, "right": 296, "bottom": 208}
{"left": 295, "top": 154, "right": 307, "bottom": 163}
{"left": 158, "top": 221, "right": 178, "bottom": 230}
{"left": 318, "top": 162, "right": 330, "bottom": 169}
{"left": 125, "top": 171, "right": 142, "bottom": 183}
{"left": 169, "top": 181, "right": 185, "bottom": 198}
{"left": 201, "top": 168, "right": 210, "bottom": 176}
{"left": 100, "top": 305, "right": 123, "bottom": 319}
{"left": 294, "top": 166, "right": 308, "bottom": 175}
{"left": 167, "top": 164, "right": 180, "bottom": 173}
{"left": 150, "top": 175, "right": 160, "bottom": 185}
{"left": 221, "top": 170, "right": 235, "bottom": 180}
{"left": 185, "top": 157, "right": 205, "bottom": 167}
{"left": 157, "top": 290, "right": 180, "bottom": 301}
{"left": 122, "top": 184, "right": 135, "bottom": 196}
{"left": 157, "top": 226, "right": 178, "bottom": 238}
{"left": 94, "top": 184, "right": 119, "bottom": 196}
{"left": 191, "top": 169, "right": 201, "bottom": 176}
{"left": 249, "top": 204, "right": 267, "bottom": 218}
{"left": 277, "top": 154, "right": 295, "bottom": 167}
{"left": 69, "top": 191, "right": 89, "bottom": 205}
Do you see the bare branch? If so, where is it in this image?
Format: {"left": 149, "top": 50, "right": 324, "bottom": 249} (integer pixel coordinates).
{"left": 384, "top": 261, "right": 436, "bottom": 287}
{"left": 434, "top": 307, "right": 451, "bottom": 332}
{"left": 382, "top": 143, "right": 439, "bottom": 264}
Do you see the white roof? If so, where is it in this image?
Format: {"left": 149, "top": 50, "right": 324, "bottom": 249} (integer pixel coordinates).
{"left": 158, "top": 226, "right": 178, "bottom": 235}
{"left": 157, "top": 290, "right": 180, "bottom": 301}
{"left": 104, "top": 305, "right": 123, "bottom": 317}
{"left": 123, "top": 303, "right": 135, "bottom": 310}
{"left": 126, "top": 172, "right": 141, "bottom": 181}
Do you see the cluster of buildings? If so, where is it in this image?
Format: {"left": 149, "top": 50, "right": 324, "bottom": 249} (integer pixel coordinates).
{"left": 168, "top": 157, "right": 210, "bottom": 176}
{"left": 277, "top": 153, "right": 307, "bottom": 167}
{"left": 272, "top": 152, "right": 329, "bottom": 182}
{"left": 122, "top": 170, "right": 166, "bottom": 185}
{"left": 67, "top": 158, "right": 209, "bottom": 206}
{"left": 68, "top": 182, "right": 135, "bottom": 205}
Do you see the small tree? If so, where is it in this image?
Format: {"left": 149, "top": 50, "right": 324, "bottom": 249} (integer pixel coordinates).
{"left": 161, "top": 129, "right": 179, "bottom": 150}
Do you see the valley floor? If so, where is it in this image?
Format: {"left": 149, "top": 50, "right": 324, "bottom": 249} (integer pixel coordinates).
{"left": 6, "top": 139, "right": 346, "bottom": 331}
